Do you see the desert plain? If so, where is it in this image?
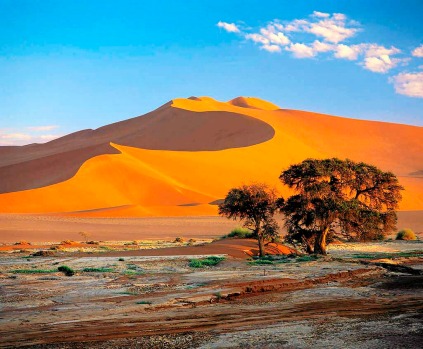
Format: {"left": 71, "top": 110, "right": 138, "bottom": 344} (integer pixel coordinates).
{"left": 0, "top": 214, "right": 422, "bottom": 348}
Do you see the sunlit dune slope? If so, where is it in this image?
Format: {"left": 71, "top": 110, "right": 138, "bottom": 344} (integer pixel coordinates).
{"left": 0, "top": 102, "right": 274, "bottom": 193}
{"left": 0, "top": 96, "right": 422, "bottom": 216}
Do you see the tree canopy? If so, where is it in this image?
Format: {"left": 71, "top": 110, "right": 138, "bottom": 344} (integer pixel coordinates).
{"left": 218, "top": 183, "right": 281, "bottom": 257}
{"left": 280, "top": 158, "right": 403, "bottom": 255}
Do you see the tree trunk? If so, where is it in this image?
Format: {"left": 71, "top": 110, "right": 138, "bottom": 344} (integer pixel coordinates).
{"left": 314, "top": 227, "right": 329, "bottom": 255}
{"left": 302, "top": 235, "right": 314, "bottom": 254}
{"left": 256, "top": 225, "right": 265, "bottom": 258}
{"left": 257, "top": 235, "right": 265, "bottom": 258}
{"left": 305, "top": 241, "right": 314, "bottom": 254}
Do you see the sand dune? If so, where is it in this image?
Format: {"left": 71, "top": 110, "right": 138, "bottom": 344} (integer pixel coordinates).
{"left": 0, "top": 102, "right": 274, "bottom": 193}
{"left": 0, "top": 96, "right": 422, "bottom": 216}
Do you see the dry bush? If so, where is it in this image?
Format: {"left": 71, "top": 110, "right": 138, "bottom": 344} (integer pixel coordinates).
{"left": 396, "top": 228, "right": 417, "bottom": 241}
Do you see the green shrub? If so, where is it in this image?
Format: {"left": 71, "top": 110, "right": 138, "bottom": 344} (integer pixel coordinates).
{"left": 296, "top": 255, "right": 319, "bottom": 262}
{"left": 136, "top": 300, "right": 152, "bottom": 305}
{"left": 396, "top": 228, "right": 417, "bottom": 241}
{"left": 351, "top": 251, "right": 422, "bottom": 259}
{"left": 11, "top": 269, "right": 56, "bottom": 274}
{"left": 224, "top": 227, "right": 254, "bottom": 239}
{"left": 82, "top": 267, "right": 114, "bottom": 273}
{"left": 189, "top": 256, "right": 225, "bottom": 268}
{"left": 214, "top": 292, "right": 222, "bottom": 300}
{"left": 58, "top": 265, "right": 75, "bottom": 276}
{"left": 118, "top": 258, "right": 125, "bottom": 261}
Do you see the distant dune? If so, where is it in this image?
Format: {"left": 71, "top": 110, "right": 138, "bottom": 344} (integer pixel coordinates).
{"left": 0, "top": 96, "right": 422, "bottom": 216}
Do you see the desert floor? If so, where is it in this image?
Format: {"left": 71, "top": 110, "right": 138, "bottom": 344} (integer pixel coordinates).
{"left": 0, "top": 236, "right": 422, "bottom": 349}
{"left": 0, "top": 211, "right": 422, "bottom": 244}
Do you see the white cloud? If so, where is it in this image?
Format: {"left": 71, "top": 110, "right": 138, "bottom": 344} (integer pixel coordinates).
{"left": 273, "top": 23, "right": 284, "bottom": 31}
{"left": 217, "top": 21, "right": 240, "bottom": 33}
{"left": 245, "top": 33, "right": 269, "bottom": 45}
{"left": 1, "top": 133, "right": 32, "bottom": 141}
{"left": 312, "top": 40, "right": 335, "bottom": 53}
{"left": 363, "top": 44, "right": 400, "bottom": 58}
{"left": 390, "top": 72, "right": 423, "bottom": 98}
{"left": 312, "top": 11, "right": 330, "bottom": 18}
{"left": 333, "top": 13, "right": 347, "bottom": 21}
{"left": 245, "top": 23, "right": 290, "bottom": 51}
{"left": 218, "top": 11, "right": 417, "bottom": 97}
{"left": 308, "top": 16, "right": 358, "bottom": 43}
{"left": 362, "top": 55, "right": 402, "bottom": 73}
{"left": 27, "top": 125, "right": 58, "bottom": 132}
{"left": 359, "top": 44, "right": 404, "bottom": 73}
{"left": 412, "top": 44, "right": 423, "bottom": 57}
{"left": 261, "top": 44, "right": 281, "bottom": 53}
{"left": 334, "top": 44, "right": 362, "bottom": 60}
{"left": 0, "top": 132, "right": 32, "bottom": 146}
{"left": 0, "top": 130, "right": 63, "bottom": 146}
{"left": 286, "top": 43, "right": 315, "bottom": 58}
{"left": 39, "top": 134, "right": 62, "bottom": 141}
{"left": 284, "top": 19, "right": 309, "bottom": 32}
{"left": 259, "top": 25, "right": 290, "bottom": 45}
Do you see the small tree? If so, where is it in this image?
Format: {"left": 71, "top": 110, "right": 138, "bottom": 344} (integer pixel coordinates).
{"left": 280, "top": 158, "right": 403, "bottom": 255}
{"left": 218, "top": 183, "right": 281, "bottom": 257}
{"left": 78, "top": 231, "right": 91, "bottom": 242}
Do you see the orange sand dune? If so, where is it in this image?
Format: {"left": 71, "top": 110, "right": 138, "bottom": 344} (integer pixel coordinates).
{"left": 0, "top": 96, "right": 422, "bottom": 215}
{"left": 0, "top": 103, "right": 274, "bottom": 193}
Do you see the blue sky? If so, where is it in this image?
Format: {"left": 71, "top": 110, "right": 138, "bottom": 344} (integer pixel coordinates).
{"left": 1, "top": 0, "right": 422, "bottom": 145}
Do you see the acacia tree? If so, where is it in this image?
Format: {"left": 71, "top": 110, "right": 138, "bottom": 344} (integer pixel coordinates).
{"left": 280, "top": 158, "right": 403, "bottom": 255}
{"left": 218, "top": 183, "right": 281, "bottom": 257}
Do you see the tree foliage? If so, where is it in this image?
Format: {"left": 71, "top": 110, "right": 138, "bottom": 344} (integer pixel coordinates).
{"left": 218, "top": 183, "right": 281, "bottom": 257}
{"left": 280, "top": 158, "right": 403, "bottom": 255}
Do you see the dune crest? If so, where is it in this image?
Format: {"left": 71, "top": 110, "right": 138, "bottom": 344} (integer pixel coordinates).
{"left": 0, "top": 96, "right": 422, "bottom": 216}
{"left": 227, "top": 96, "right": 280, "bottom": 110}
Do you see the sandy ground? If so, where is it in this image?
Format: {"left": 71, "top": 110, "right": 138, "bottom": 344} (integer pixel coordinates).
{"left": 0, "top": 215, "right": 238, "bottom": 243}
{"left": 0, "top": 211, "right": 422, "bottom": 244}
{"left": 0, "top": 239, "right": 422, "bottom": 348}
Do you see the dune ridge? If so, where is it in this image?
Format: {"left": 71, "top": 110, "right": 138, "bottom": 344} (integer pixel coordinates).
{"left": 0, "top": 96, "right": 422, "bottom": 216}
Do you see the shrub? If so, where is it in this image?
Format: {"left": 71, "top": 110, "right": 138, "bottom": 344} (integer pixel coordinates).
{"left": 11, "top": 269, "right": 56, "bottom": 274}
{"left": 136, "top": 300, "right": 152, "bottom": 305}
{"left": 14, "top": 241, "right": 31, "bottom": 246}
{"left": 126, "top": 264, "right": 138, "bottom": 270}
{"left": 295, "top": 255, "right": 319, "bottom": 262}
{"left": 118, "top": 258, "right": 125, "bottom": 261}
{"left": 31, "top": 250, "right": 55, "bottom": 257}
{"left": 224, "top": 227, "right": 254, "bottom": 239}
{"left": 396, "top": 228, "right": 417, "bottom": 241}
{"left": 61, "top": 240, "right": 76, "bottom": 245}
{"left": 82, "top": 267, "right": 114, "bottom": 272}
{"left": 58, "top": 265, "right": 75, "bottom": 276}
{"left": 214, "top": 292, "right": 222, "bottom": 300}
{"left": 189, "top": 256, "right": 225, "bottom": 268}
{"left": 173, "top": 237, "right": 184, "bottom": 243}
{"left": 86, "top": 241, "right": 99, "bottom": 245}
